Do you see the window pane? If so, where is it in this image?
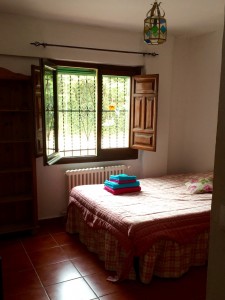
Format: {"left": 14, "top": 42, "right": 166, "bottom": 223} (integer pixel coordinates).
{"left": 43, "top": 68, "right": 55, "bottom": 156}
{"left": 57, "top": 71, "right": 97, "bottom": 157}
{"left": 102, "top": 75, "right": 130, "bottom": 149}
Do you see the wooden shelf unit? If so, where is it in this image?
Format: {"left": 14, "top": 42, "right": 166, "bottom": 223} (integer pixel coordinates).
{"left": 0, "top": 68, "right": 38, "bottom": 234}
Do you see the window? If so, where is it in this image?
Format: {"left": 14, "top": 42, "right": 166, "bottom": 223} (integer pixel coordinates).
{"left": 41, "top": 60, "right": 141, "bottom": 165}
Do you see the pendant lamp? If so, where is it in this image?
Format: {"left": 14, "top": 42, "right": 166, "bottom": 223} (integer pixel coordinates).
{"left": 144, "top": 1, "right": 167, "bottom": 45}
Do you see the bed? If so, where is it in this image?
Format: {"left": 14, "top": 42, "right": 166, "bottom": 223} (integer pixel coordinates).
{"left": 66, "top": 171, "right": 212, "bottom": 284}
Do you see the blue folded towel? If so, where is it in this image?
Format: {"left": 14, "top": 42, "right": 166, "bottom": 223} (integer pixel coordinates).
{"left": 104, "top": 179, "right": 140, "bottom": 190}
{"left": 109, "top": 174, "right": 137, "bottom": 181}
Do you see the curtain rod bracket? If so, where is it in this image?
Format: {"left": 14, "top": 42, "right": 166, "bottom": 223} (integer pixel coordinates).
{"left": 30, "top": 41, "right": 158, "bottom": 57}
{"left": 31, "top": 41, "right": 47, "bottom": 48}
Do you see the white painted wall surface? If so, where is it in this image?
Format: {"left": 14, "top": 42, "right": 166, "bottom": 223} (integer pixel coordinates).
{"left": 140, "top": 38, "right": 175, "bottom": 178}
{"left": 1, "top": 11, "right": 225, "bottom": 300}
{"left": 0, "top": 13, "right": 174, "bottom": 218}
{"left": 168, "top": 31, "right": 223, "bottom": 174}
{"left": 0, "top": 13, "right": 222, "bottom": 219}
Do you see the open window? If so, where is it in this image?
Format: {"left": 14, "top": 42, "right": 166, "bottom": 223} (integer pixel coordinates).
{"left": 40, "top": 59, "right": 149, "bottom": 165}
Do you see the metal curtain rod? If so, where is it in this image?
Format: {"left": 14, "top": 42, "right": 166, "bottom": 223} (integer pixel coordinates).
{"left": 30, "top": 41, "right": 158, "bottom": 57}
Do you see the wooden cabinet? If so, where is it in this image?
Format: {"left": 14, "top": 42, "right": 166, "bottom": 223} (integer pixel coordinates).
{"left": 0, "top": 67, "right": 37, "bottom": 234}
{"left": 130, "top": 74, "right": 158, "bottom": 151}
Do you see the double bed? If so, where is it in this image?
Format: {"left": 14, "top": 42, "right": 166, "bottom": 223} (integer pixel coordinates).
{"left": 66, "top": 171, "right": 212, "bottom": 284}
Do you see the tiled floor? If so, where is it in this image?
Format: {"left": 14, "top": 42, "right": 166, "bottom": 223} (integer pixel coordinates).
{"left": 0, "top": 218, "right": 207, "bottom": 300}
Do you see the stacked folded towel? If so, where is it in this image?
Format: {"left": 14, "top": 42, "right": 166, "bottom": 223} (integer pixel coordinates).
{"left": 104, "top": 173, "right": 141, "bottom": 195}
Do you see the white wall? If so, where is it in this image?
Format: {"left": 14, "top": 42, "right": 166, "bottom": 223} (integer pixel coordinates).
{"left": 168, "top": 31, "right": 223, "bottom": 174}
{"left": 0, "top": 13, "right": 175, "bottom": 218}
{"left": 0, "top": 13, "right": 222, "bottom": 219}
{"left": 139, "top": 38, "right": 175, "bottom": 178}
{"left": 1, "top": 10, "right": 225, "bottom": 299}
{"left": 0, "top": 13, "right": 145, "bottom": 66}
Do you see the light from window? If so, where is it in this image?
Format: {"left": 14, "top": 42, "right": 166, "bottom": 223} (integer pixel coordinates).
{"left": 57, "top": 70, "right": 97, "bottom": 157}
{"left": 44, "top": 69, "right": 55, "bottom": 157}
{"left": 44, "top": 68, "right": 131, "bottom": 157}
{"left": 102, "top": 75, "right": 130, "bottom": 149}
{"left": 42, "top": 63, "right": 138, "bottom": 164}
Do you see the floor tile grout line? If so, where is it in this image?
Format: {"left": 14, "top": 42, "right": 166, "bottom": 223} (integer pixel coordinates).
{"left": 51, "top": 232, "right": 122, "bottom": 298}
{"left": 21, "top": 232, "right": 98, "bottom": 294}
{"left": 82, "top": 274, "right": 108, "bottom": 299}
{"left": 50, "top": 232, "right": 101, "bottom": 299}
{"left": 49, "top": 232, "right": 89, "bottom": 278}
{"left": 49, "top": 232, "right": 60, "bottom": 246}
{"left": 19, "top": 239, "right": 51, "bottom": 300}
{"left": 1, "top": 227, "right": 207, "bottom": 299}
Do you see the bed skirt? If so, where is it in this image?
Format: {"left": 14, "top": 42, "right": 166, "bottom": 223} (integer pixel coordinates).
{"left": 66, "top": 204, "right": 209, "bottom": 284}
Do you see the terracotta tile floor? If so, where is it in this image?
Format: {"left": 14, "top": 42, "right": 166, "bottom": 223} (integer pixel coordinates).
{"left": 0, "top": 218, "right": 207, "bottom": 300}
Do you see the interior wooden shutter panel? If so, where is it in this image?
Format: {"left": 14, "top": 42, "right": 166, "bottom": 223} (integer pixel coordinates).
{"left": 130, "top": 74, "right": 158, "bottom": 151}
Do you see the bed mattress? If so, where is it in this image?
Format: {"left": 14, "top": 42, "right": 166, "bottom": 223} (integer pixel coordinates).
{"left": 66, "top": 171, "right": 212, "bottom": 281}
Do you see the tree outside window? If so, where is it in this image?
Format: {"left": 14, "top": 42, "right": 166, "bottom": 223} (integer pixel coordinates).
{"left": 41, "top": 60, "right": 140, "bottom": 165}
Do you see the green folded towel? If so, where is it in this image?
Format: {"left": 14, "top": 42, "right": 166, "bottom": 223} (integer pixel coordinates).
{"left": 109, "top": 174, "right": 137, "bottom": 181}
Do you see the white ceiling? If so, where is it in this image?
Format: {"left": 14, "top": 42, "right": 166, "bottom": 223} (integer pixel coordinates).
{"left": 0, "top": 0, "right": 224, "bottom": 37}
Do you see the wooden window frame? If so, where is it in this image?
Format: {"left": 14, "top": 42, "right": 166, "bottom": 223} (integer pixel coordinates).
{"left": 31, "top": 65, "right": 43, "bottom": 157}
{"left": 40, "top": 59, "right": 141, "bottom": 165}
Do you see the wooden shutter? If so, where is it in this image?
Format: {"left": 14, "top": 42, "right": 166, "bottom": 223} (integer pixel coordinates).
{"left": 40, "top": 59, "right": 60, "bottom": 165}
{"left": 31, "top": 65, "right": 43, "bottom": 157}
{"left": 130, "top": 74, "right": 158, "bottom": 151}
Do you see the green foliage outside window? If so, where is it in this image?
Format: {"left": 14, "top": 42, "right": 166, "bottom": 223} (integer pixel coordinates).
{"left": 43, "top": 69, "right": 55, "bottom": 156}
{"left": 44, "top": 67, "right": 131, "bottom": 157}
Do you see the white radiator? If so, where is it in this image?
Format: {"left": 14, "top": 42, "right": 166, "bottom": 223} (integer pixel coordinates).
{"left": 66, "top": 165, "right": 129, "bottom": 191}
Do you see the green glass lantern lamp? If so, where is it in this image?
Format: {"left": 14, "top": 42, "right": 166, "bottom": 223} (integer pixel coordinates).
{"left": 144, "top": 1, "right": 167, "bottom": 45}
